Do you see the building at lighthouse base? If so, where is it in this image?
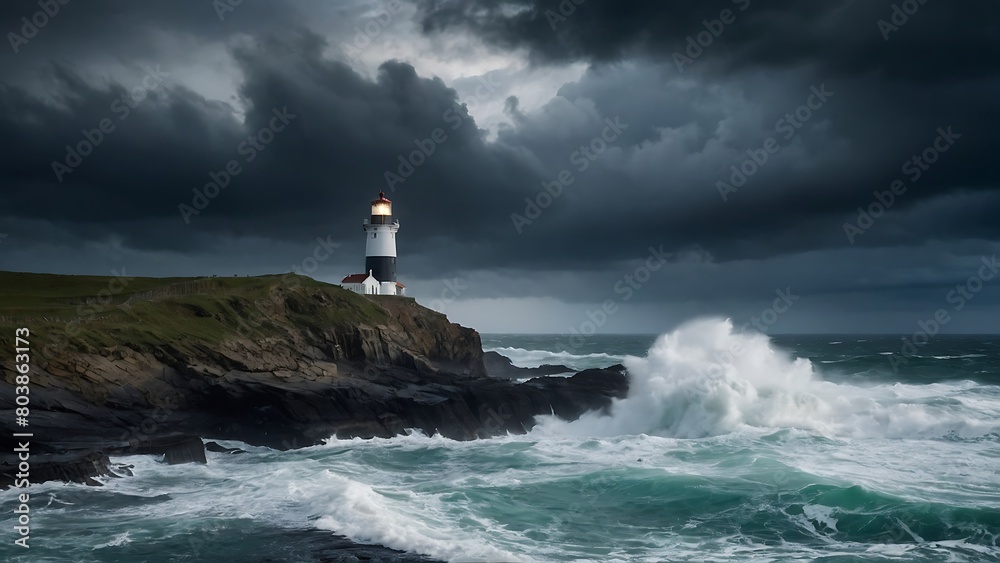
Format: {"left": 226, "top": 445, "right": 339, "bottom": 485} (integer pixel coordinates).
{"left": 341, "top": 272, "right": 406, "bottom": 296}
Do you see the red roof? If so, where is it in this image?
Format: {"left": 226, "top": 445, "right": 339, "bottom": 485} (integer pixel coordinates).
{"left": 341, "top": 273, "right": 372, "bottom": 283}
{"left": 372, "top": 191, "right": 392, "bottom": 205}
{"left": 396, "top": 282, "right": 406, "bottom": 288}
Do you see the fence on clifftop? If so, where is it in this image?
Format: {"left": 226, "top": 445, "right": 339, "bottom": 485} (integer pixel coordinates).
{"left": 118, "top": 278, "right": 229, "bottom": 309}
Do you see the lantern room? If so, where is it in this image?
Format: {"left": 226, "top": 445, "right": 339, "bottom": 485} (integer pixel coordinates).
{"left": 370, "top": 192, "right": 392, "bottom": 224}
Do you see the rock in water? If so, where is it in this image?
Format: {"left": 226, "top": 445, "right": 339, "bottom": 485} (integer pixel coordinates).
{"left": 483, "top": 350, "right": 574, "bottom": 378}
{"left": 205, "top": 442, "right": 245, "bottom": 454}
{"left": 0, "top": 451, "right": 113, "bottom": 488}
{"left": 116, "top": 434, "right": 207, "bottom": 465}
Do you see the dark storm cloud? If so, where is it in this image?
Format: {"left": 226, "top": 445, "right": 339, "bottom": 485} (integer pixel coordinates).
{"left": 415, "top": 0, "right": 1000, "bottom": 83}
{"left": 1, "top": 0, "right": 303, "bottom": 57}
{"left": 0, "top": 0, "right": 998, "bottom": 332}
{"left": 412, "top": 0, "right": 1000, "bottom": 260}
{"left": 491, "top": 67, "right": 998, "bottom": 263}
{"left": 0, "top": 6, "right": 542, "bottom": 275}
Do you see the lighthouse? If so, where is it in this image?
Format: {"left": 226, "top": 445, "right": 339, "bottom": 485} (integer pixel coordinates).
{"left": 341, "top": 192, "right": 406, "bottom": 296}
{"left": 365, "top": 191, "right": 398, "bottom": 284}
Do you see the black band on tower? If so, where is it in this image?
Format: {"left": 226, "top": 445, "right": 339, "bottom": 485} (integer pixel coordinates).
{"left": 366, "top": 256, "right": 396, "bottom": 283}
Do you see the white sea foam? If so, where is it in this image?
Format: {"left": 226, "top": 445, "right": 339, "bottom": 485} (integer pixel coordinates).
{"left": 69, "top": 449, "right": 525, "bottom": 562}
{"left": 485, "top": 346, "right": 624, "bottom": 370}
{"left": 93, "top": 531, "right": 131, "bottom": 549}
{"left": 297, "top": 471, "right": 525, "bottom": 562}
{"left": 930, "top": 354, "right": 987, "bottom": 360}
{"left": 802, "top": 504, "right": 839, "bottom": 532}
{"left": 535, "top": 318, "right": 1000, "bottom": 440}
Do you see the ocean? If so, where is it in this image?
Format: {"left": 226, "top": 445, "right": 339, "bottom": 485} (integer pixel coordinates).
{"left": 4, "top": 318, "right": 1000, "bottom": 562}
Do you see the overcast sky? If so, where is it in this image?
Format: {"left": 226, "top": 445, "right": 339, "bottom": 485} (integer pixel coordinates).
{"left": 1, "top": 0, "right": 998, "bottom": 334}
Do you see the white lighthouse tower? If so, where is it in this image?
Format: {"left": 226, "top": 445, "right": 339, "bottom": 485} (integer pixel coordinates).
{"left": 341, "top": 191, "right": 405, "bottom": 296}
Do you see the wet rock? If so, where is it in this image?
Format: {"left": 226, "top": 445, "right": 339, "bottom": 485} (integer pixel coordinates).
{"left": 483, "top": 350, "right": 574, "bottom": 379}
{"left": 116, "top": 434, "right": 207, "bottom": 465}
{"left": 205, "top": 442, "right": 245, "bottom": 454}
{"left": 0, "top": 451, "right": 113, "bottom": 488}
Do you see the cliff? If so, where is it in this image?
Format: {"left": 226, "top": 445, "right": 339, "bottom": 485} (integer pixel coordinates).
{"left": 0, "top": 271, "right": 627, "bottom": 485}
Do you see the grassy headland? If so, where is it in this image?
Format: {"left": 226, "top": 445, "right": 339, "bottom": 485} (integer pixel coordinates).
{"left": 0, "top": 271, "right": 390, "bottom": 357}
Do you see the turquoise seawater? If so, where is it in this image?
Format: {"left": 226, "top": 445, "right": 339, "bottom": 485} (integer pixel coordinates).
{"left": 3, "top": 319, "right": 1000, "bottom": 561}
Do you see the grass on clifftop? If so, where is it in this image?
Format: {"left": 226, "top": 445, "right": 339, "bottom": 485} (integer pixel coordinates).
{"left": 0, "top": 271, "right": 390, "bottom": 357}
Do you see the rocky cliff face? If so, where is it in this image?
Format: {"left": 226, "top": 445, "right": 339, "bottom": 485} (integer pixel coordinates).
{"left": 0, "top": 273, "right": 627, "bottom": 488}
{"left": 10, "top": 280, "right": 487, "bottom": 409}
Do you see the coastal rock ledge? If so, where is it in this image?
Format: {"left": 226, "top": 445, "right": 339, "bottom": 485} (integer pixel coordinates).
{"left": 0, "top": 272, "right": 628, "bottom": 488}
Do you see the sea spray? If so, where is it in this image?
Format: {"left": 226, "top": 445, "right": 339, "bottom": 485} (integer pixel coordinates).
{"left": 535, "top": 318, "right": 1000, "bottom": 439}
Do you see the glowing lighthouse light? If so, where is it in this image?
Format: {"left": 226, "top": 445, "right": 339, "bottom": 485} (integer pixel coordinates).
{"left": 371, "top": 196, "right": 392, "bottom": 220}
{"left": 341, "top": 191, "right": 405, "bottom": 296}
